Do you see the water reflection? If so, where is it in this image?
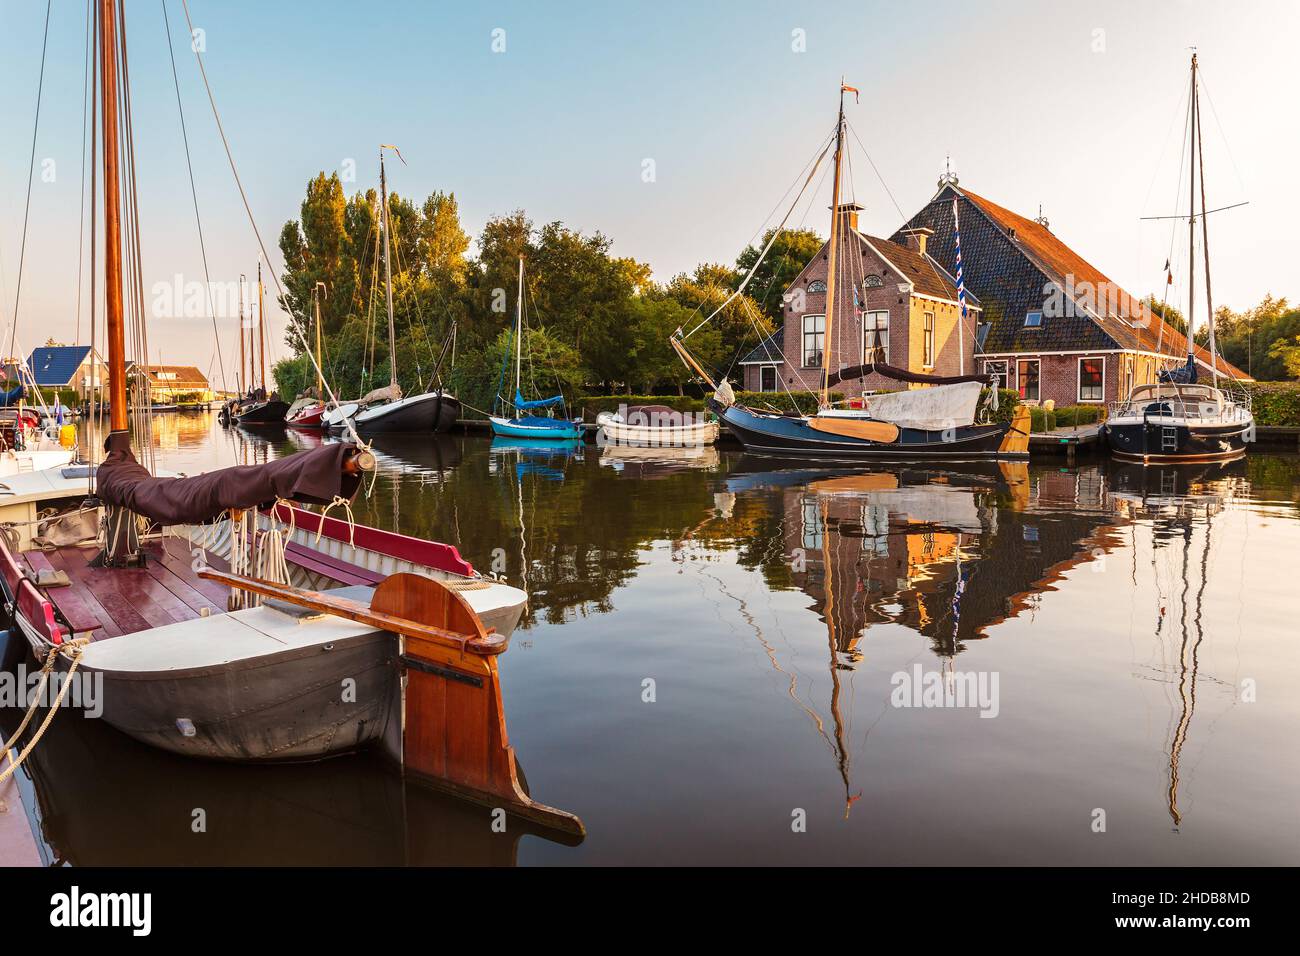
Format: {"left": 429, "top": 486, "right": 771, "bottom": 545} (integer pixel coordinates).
{"left": 6, "top": 412, "right": 1296, "bottom": 864}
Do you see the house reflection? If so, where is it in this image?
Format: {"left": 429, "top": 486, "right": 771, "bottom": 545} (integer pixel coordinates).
{"left": 763, "top": 462, "right": 1126, "bottom": 662}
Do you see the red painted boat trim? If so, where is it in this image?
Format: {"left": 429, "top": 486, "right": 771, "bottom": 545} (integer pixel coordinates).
{"left": 0, "top": 538, "right": 64, "bottom": 644}
{"left": 286, "top": 403, "right": 326, "bottom": 428}
{"left": 271, "top": 503, "right": 475, "bottom": 577}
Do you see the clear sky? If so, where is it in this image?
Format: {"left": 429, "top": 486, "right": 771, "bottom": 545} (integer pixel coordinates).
{"left": 2, "top": 0, "right": 1297, "bottom": 381}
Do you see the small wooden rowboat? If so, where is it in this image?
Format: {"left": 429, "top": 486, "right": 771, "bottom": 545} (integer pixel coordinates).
{"left": 595, "top": 405, "right": 718, "bottom": 446}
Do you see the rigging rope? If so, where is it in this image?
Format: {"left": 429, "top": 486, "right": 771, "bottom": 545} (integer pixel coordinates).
{"left": 177, "top": 0, "right": 366, "bottom": 448}
{"left": 161, "top": 0, "right": 228, "bottom": 395}
{"left": 6, "top": 0, "right": 53, "bottom": 372}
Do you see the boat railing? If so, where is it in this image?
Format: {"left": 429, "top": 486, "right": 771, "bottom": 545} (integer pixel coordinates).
{"left": 1109, "top": 386, "right": 1252, "bottom": 423}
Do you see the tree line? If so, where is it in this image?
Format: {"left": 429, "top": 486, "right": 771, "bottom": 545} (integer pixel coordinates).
{"left": 272, "top": 171, "right": 824, "bottom": 410}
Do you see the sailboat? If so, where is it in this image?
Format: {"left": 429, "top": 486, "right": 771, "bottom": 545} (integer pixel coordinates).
{"left": 341, "top": 147, "right": 461, "bottom": 435}
{"left": 1103, "top": 54, "right": 1253, "bottom": 464}
{"left": 671, "top": 83, "right": 1030, "bottom": 461}
{"left": 489, "top": 258, "right": 584, "bottom": 440}
{"left": 285, "top": 281, "right": 329, "bottom": 428}
{"left": 234, "top": 263, "right": 289, "bottom": 425}
{"left": 0, "top": 0, "right": 581, "bottom": 836}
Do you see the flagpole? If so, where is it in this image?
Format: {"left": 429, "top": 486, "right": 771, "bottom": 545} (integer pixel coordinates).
{"left": 952, "top": 199, "right": 967, "bottom": 375}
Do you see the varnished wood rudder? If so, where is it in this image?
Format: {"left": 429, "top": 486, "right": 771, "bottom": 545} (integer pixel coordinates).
{"left": 372, "top": 573, "right": 586, "bottom": 838}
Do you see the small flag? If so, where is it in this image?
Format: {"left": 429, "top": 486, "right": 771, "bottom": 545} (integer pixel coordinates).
{"left": 952, "top": 200, "right": 969, "bottom": 324}
{"left": 842, "top": 84, "right": 860, "bottom": 103}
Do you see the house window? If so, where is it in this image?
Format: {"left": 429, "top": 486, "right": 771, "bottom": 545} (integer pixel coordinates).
{"left": 923, "top": 311, "right": 935, "bottom": 367}
{"left": 1024, "top": 311, "right": 1042, "bottom": 328}
{"left": 802, "top": 314, "right": 825, "bottom": 367}
{"left": 808, "top": 280, "right": 827, "bottom": 293}
{"left": 801, "top": 499, "right": 823, "bottom": 550}
{"left": 1017, "top": 358, "right": 1040, "bottom": 402}
{"left": 984, "top": 359, "right": 1009, "bottom": 390}
{"left": 759, "top": 365, "right": 777, "bottom": 392}
{"left": 863, "top": 310, "right": 889, "bottom": 364}
{"left": 1078, "top": 357, "right": 1104, "bottom": 402}
{"left": 863, "top": 274, "right": 883, "bottom": 289}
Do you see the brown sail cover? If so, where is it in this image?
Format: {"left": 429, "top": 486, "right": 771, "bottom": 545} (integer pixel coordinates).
{"left": 825, "top": 362, "right": 993, "bottom": 388}
{"left": 96, "top": 431, "right": 362, "bottom": 526}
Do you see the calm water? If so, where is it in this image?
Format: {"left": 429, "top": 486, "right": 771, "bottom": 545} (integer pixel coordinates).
{"left": 4, "top": 412, "right": 1299, "bottom": 865}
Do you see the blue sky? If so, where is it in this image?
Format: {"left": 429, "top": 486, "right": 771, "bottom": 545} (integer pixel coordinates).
{"left": 2, "top": 0, "right": 1297, "bottom": 374}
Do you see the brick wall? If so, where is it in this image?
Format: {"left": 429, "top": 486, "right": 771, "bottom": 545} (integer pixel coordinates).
{"left": 776, "top": 219, "right": 971, "bottom": 400}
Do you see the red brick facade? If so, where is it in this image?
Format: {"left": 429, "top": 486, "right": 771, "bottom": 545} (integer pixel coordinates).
{"left": 741, "top": 208, "right": 978, "bottom": 398}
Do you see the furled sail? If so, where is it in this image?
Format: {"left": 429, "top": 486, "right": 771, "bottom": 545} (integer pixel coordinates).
{"left": 514, "top": 390, "right": 565, "bottom": 410}
{"left": 825, "top": 362, "right": 992, "bottom": 388}
{"left": 96, "top": 432, "right": 364, "bottom": 526}
{"left": 1158, "top": 355, "right": 1199, "bottom": 384}
{"left": 0, "top": 383, "right": 23, "bottom": 405}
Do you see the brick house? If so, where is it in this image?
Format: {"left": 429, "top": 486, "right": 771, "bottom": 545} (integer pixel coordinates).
{"left": 740, "top": 202, "right": 980, "bottom": 399}
{"left": 891, "top": 181, "right": 1249, "bottom": 408}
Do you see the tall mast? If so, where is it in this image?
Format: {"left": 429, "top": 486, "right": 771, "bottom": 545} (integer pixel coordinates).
{"left": 257, "top": 261, "right": 267, "bottom": 392}
{"left": 1187, "top": 54, "right": 1197, "bottom": 366}
{"left": 1192, "top": 54, "right": 1220, "bottom": 387}
{"left": 515, "top": 256, "right": 524, "bottom": 396}
{"left": 379, "top": 149, "right": 398, "bottom": 389}
{"left": 237, "top": 274, "right": 246, "bottom": 395}
{"left": 313, "top": 281, "right": 325, "bottom": 393}
{"left": 100, "top": 0, "right": 127, "bottom": 435}
{"left": 821, "top": 85, "right": 847, "bottom": 409}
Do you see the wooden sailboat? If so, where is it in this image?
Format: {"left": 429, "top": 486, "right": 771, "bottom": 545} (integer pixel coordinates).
{"left": 672, "top": 83, "right": 1029, "bottom": 461}
{"left": 0, "top": 0, "right": 581, "bottom": 836}
{"left": 1103, "top": 53, "right": 1253, "bottom": 464}
{"left": 285, "top": 281, "right": 329, "bottom": 428}
{"left": 489, "top": 257, "right": 584, "bottom": 440}
{"left": 234, "top": 263, "right": 289, "bottom": 424}
{"left": 342, "top": 147, "right": 461, "bottom": 435}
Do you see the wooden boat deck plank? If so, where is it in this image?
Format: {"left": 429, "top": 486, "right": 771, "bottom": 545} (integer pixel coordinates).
{"left": 38, "top": 548, "right": 123, "bottom": 639}
{"left": 22, "top": 541, "right": 235, "bottom": 640}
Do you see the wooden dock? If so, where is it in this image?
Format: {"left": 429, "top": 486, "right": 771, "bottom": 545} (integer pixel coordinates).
{"left": 1028, "top": 424, "right": 1102, "bottom": 463}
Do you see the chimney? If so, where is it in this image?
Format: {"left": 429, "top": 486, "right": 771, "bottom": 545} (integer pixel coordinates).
{"left": 832, "top": 201, "right": 864, "bottom": 234}
{"left": 900, "top": 226, "right": 934, "bottom": 258}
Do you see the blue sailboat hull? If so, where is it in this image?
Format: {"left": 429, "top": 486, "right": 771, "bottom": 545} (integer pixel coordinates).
{"left": 714, "top": 400, "right": 1017, "bottom": 461}
{"left": 489, "top": 416, "right": 584, "bottom": 441}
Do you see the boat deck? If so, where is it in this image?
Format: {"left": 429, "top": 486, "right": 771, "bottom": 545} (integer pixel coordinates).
{"left": 19, "top": 541, "right": 228, "bottom": 641}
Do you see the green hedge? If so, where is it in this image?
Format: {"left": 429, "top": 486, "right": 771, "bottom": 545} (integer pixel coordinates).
{"left": 981, "top": 388, "right": 1021, "bottom": 423}
{"left": 1030, "top": 404, "right": 1105, "bottom": 432}
{"left": 577, "top": 395, "right": 705, "bottom": 418}
{"left": 1242, "top": 382, "right": 1300, "bottom": 427}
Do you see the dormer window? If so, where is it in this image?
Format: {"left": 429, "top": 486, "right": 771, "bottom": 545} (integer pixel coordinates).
{"left": 1024, "top": 311, "right": 1042, "bottom": 328}
{"left": 807, "top": 280, "right": 827, "bottom": 293}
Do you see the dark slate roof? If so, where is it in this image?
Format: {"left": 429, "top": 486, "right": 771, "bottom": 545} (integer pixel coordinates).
{"left": 26, "top": 345, "right": 92, "bottom": 386}
{"left": 738, "top": 334, "right": 784, "bottom": 365}
{"left": 896, "top": 185, "right": 1247, "bottom": 379}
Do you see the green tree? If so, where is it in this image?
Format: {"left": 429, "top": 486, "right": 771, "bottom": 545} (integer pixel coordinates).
{"left": 734, "top": 227, "right": 824, "bottom": 319}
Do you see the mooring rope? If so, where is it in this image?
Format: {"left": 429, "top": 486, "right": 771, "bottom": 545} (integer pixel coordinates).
{"left": 0, "top": 639, "right": 90, "bottom": 787}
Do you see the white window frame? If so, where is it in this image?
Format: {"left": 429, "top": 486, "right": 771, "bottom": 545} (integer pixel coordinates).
{"left": 807, "top": 279, "right": 827, "bottom": 294}
{"left": 983, "top": 359, "right": 1009, "bottom": 391}
{"left": 1077, "top": 356, "right": 1105, "bottom": 403}
{"left": 923, "top": 311, "right": 935, "bottom": 368}
{"left": 1016, "top": 358, "right": 1041, "bottom": 403}
{"left": 1024, "top": 310, "right": 1043, "bottom": 328}
{"left": 862, "top": 310, "right": 889, "bottom": 364}
{"left": 759, "top": 365, "right": 778, "bottom": 392}
{"left": 802, "top": 314, "right": 825, "bottom": 368}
